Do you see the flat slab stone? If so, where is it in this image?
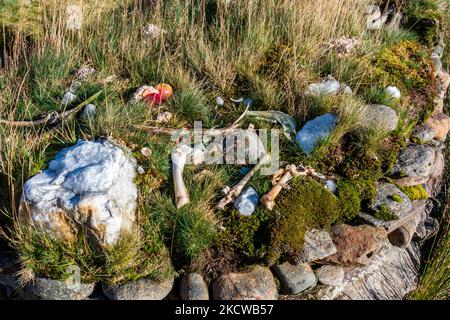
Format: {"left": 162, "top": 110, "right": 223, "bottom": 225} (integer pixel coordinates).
{"left": 212, "top": 266, "right": 278, "bottom": 300}
{"left": 315, "top": 265, "right": 344, "bottom": 286}
{"left": 272, "top": 262, "right": 317, "bottom": 294}
{"left": 298, "top": 229, "right": 337, "bottom": 263}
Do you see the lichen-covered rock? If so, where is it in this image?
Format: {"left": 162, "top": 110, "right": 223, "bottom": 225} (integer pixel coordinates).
{"left": 391, "top": 144, "right": 436, "bottom": 186}
{"left": 411, "top": 124, "right": 436, "bottom": 143}
{"left": 180, "top": 273, "right": 209, "bottom": 300}
{"left": 19, "top": 140, "right": 138, "bottom": 246}
{"left": 298, "top": 229, "right": 337, "bottom": 263}
{"left": 212, "top": 266, "right": 278, "bottom": 300}
{"left": 296, "top": 113, "right": 338, "bottom": 154}
{"left": 315, "top": 265, "right": 344, "bottom": 286}
{"left": 102, "top": 277, "right": 174, "bottom": 300}
{"left": 362, "top": 104, "right": 398, "bottom": 132}
{"left": 272, "top": 262, "right": 317, "bottom": 294}
{"left": 28, "top": 277, "right": 95, "bottom": 300}
{"left": 324, "top": 224, "right": 387, "bottom": 267}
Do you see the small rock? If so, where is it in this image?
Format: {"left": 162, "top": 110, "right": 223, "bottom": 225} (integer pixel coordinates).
{"left": 299, "top": 229, "right": 337, "bottom": 263}
{"left": 29, "top": 277, "right": 95, "bottom": 300}
{"left": 215, "top": 96, "right": 224, "bottom": 106}
{"left": 156, "top": 111, "right": 173, "bottom": 124}
{"left": 325, "top": 180, "right": 337, "bottom": 193}
{"left": 296, "top": 113, "right": 338, "bottom": 154}
{"left": 62, "top": 91, "right": 77, "bottom": 105}
{"left": 324, "top": 224, "right": 387, "bottom": 267}
{"left": 243, "top": 98, "right": 254, "bottom": 106}
{"left": 425, "top": 112, "right": 450, "bottom": 141}
{"left": 386, "top": 86, "right": 401, "bottom": 99}
{"left": 180, "top": 273, "right": 209, "bottom": 300}
{"left": 141, "top": 147, "right": 152, "bottom": 158}
{"left": 315, "top": 265, "right": 344, "bottom": 286}
{"left": 340, "top": 84, "right": 353, "bottom": 95}
{"left": 362, "top": 104, "right": 398, "bottom": 132}
{"left": 411, "top": 124, "right": 436, "bottom": 143}
{"left": 142, "top": 24, "right": 166, "bottom": 39}
{"left": 66, "top": 4, "right": 83, "bottom": 30}
{"left": 102, "top": 277, "right": 174, "bottom": 300}
{"left": 234, "top": 187, "right": 259, "bottom": 216}
{"left": 137, "top": 166, "right": 145, "bottom": 175}
{"left": 272, "top": 262, "right": 317, "bottom": 294}
{"left": 212, "top": 266, "right": 278, "bottom": 300}
{"left": 391, "top": 144, "right": 436, "bottom": 186}
{"left": 83, "top": 104, "right": 97, "bottom": 118}
{"left": 306, "top": 75, "right": 341, "bottom": 96}
{"left": 326, "top": 37, "right": 358, "bottom": 57}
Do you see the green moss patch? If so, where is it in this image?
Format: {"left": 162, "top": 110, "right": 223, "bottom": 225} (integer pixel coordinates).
{"left": 374, "top": 204, "right": 398, "bottom": 222}
{"left": 398, "top": 184, "right": 429, "bottom": 201}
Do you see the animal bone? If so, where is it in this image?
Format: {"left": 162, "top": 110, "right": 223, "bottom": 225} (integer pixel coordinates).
{"left": 216, "top": 154, "right": 270, "bottom": 210}
{"left": 260, "top": 164, "right": 328, "bottom": 210}
{"left": 171, "top": 144, "right": 193, "bottom": 209}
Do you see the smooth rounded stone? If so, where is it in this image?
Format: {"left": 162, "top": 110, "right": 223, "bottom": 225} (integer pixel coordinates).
{"left": 83, "top": 104, "right": 97, "bottom": 118}
{"left": 298, "top": 229, "right": 337, "bottom": 263}
{"left": 272, "top": 262, "right": 317, "bottom": 294}
{"left": 19, "top": 139, "right": 138, "bottom": 246}
{"left": 325, "top": 180, "right": 337, "bottom": 193}
{"left": 28, "top": 277, "right": 95, "bottom": 300}
{"left": 411, "top": 124, "right": 436, "bottom": 143}
{"left": 102, "top": 277, "right": 174, "bottom": 300}
{"left": 315, "top": 265, "right": 344, "bottom": 286}
{"left": 62, "top": 91, "right": 77, "bottom": 105}
{"left": 305, "top": 75, "right": 340, "bottom": 96}
{"left": 296, "top": 113, "right": 338, "bottom": 155}
{"left": 215, "top": 96, "right": 224, "bottom": 106}
{"left": 425, "top": 112, "right": 450, "bottom": 141}
{"left": 179, "top": 273, "right": 209, "bottom": 300}
{"left": 234, "top": 186, "right": 259, "bottom": 216}
{"left": 212, "top": 266, "right": 278, "bottom": 300}
{"left": 324, "top": 224, "right": 387, "bottom": 267}
{"left": 385, "top": 86, "right": 401, "bottom": 99}
{"left": 362, "top": 104, "right": 398, "bottom": 132}
{"left": 390, "top": 144, "right": 435, "bottom": 186}
{"left": 370, "top": 183, "right": 413, "bottom": 220}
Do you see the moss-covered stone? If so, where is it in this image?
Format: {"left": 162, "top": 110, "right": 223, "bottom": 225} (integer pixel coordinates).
{"left": 373, "top": 204, "right": 398, "bottom": 222}
{"left": 398, "top": 184, "right": 429, "bottom": 201}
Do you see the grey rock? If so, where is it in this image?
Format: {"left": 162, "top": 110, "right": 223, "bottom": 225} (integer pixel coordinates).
{"left": 83, "top": 104, "right": 97, "bottom": 118}
{"left": 19, "top": 139, "right": 138, "bottom": 246}
{"left": 299, "top": 229, "right": 337, "bottom": 263}
{"left": 215, "top": 96, "right": 224, "bottom": 106}
{"left": 62, "top": 91, "right": 77, "bottom": 105}
{"left": 180, "top": 273, "right": 209, "bottom": 300}
{"left": 28, "top": 277, "right": 95, "bottom": 300}
{"left": 102, "top": 277, "right": 174, "bottom": 300}
{"left": 362, "top": 104, "right": 398, "bottom": 132}
{"left": 425, "top": 149, "right": 445, "bottom": 198}
{"left": 212, "top": 266, "right": 278, "bottom": 300}
{"left": 315, "top": 265, "right": 344, "bottom": 286}
{"left": 296, "top": 113, "right": 338, "bottom": 154}
{"left": 414, "top": 202, "right": 439, "bottom": 242}
{"left": 391, "top": 144, "right": 435, "bottom": 186}
{"left": 234, "top": 187, "right": 259, "bottom": 216}
{"left": 411, "top": 124, "right": 436, "bottom": 143}
{"left": 272, "top": 262, "right": 317, "bottom": 294}
{"left": 325, "top": 180, "right": 337, "bottom": 193}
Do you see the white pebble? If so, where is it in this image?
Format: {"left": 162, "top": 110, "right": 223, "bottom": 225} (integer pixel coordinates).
{"left": 83, "top": 104, "right": 97, "bottom": 118}
{"left": 62, "top": 92, "right": 77, "bottom": 105}
{"left": 386, "top": 86, "right": 401, "bottom": 99}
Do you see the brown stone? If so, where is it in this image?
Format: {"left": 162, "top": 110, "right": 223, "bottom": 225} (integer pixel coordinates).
{"left": 324, "top": 224, "right": 387, "bottom": 267}
{"left": 425, "top": 113, "right": 450, "bottom": 141}
{"left": 212, "top": 266, "right": 278, "bottom": 300}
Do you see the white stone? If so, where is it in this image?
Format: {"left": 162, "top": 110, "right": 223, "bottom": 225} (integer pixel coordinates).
{"left": 83, "top": 104, "right": 97, "bottom": 118}
{"left": 386, "top": 86, "right": 401, "bottom": 99}
{"left": 62, "top": 91, "right": 77, "bottom": 105}
{"left": 325, "top": 180, "right": 337, "bottom": 193}
{"left": 156, "top": 111, "right": 173, "bottom": 124}
{"left": 66, "top": 4, "right": 83, "bottom": 30}
{"left": 234, "top": 187, "right": 259, "bottom": 216}
{"left": 216, "top": 96, "right": 224, "bottom": 106}
{"left": 306, "top": 75, "right": 341, "bottom": 96}
{"left": 296, "top": 113, "right": 338, "bottom": 154}
{"left": 19, "top": 140, "right": 138, "bottom": 246}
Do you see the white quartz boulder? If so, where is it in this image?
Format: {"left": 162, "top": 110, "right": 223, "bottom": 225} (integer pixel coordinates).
{"left": 19, "top": 140, "right": 138, "bottom": 247}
